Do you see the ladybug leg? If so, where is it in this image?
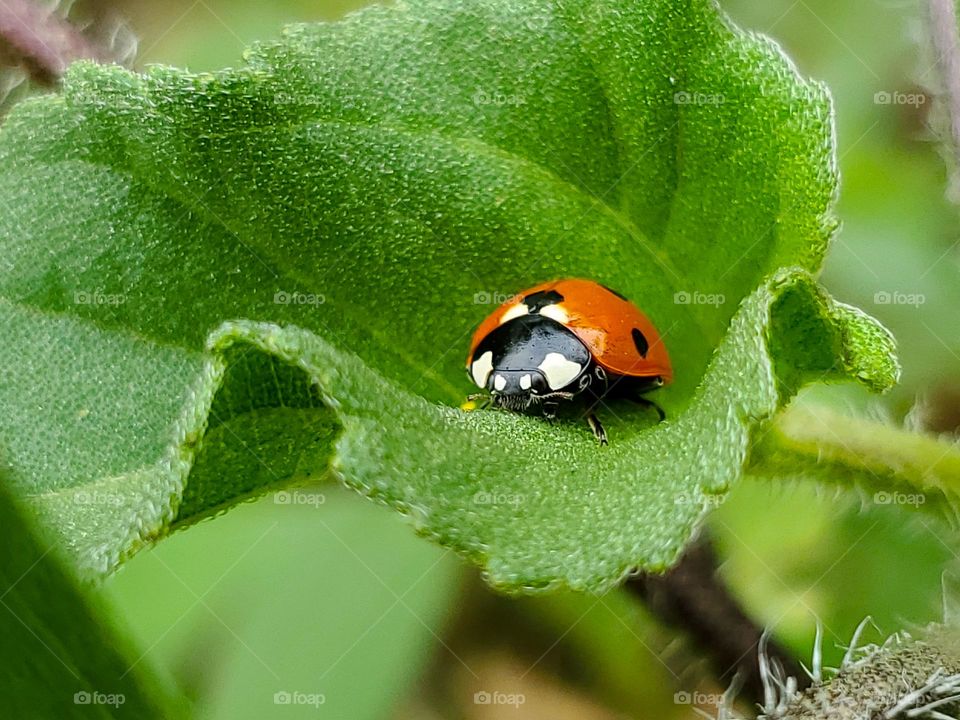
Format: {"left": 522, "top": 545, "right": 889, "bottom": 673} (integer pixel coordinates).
{"left": 586, "top": 412, "right": 608, "bottom": 446}
{"left": 592, "top": 365, "right": 608, "bottom": 394}
{"left": 541, "top": 401, "right": 560, "bottom": 421}
{"left": 629, "top": 395, "right": 666, "bottom": 422}
{"left": 465, "top": 392, "right": 492, "bottom": 410}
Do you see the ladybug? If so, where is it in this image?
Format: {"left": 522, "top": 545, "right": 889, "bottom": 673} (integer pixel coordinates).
{"left": 465, "top": 278, "right": 672, "bottom": 444}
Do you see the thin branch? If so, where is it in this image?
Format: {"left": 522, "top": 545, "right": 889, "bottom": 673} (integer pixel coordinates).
{"left": 625, "top": 533, "right": 811, "bottom": 706}
{"left": 749, "top": 404, "right": 960, "bottom": 516}
{"left": 928, "top": 0, "right": 960, "bottom": 197}
{"left": 929, "top": 0, "right": 960, "bottom": 156}
{"left": 0, "top": 0, "right": 105, "bottom": 84}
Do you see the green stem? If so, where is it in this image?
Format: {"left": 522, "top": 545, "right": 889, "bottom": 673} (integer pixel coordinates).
{"left": 748, "top": 403, "right": 960, "bottom": 516}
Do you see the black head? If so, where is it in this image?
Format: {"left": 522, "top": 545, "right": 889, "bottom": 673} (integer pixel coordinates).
{"left": 468, "top": 314, "right": 593, "bottom": 411}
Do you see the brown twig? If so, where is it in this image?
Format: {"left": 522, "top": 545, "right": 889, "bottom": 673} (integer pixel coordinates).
{"left": 928, "top": 0, "right": 960, "bottom": 191}
{"left": 625, "top": 532, "right": 811, "bottom": 706}
{"left": 0, "top": 0, "right": 105, "bottom": 84}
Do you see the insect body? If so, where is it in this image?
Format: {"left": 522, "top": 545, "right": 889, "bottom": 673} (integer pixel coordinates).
{"left": 465, "top": 278, "right": 672, "bottom": 444}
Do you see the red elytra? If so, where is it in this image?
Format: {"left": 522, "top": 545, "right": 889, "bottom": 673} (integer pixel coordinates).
{"left": 466, "top": 278, "right": 673, "bottom": 383}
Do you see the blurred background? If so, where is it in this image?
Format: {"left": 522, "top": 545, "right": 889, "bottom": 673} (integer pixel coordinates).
{"left": 8, "top": 0, "right": 958, "bottom": 717}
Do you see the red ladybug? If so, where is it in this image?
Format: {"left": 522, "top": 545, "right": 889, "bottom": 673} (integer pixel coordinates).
{"left": 466, "top": 279, "right": 672, "bottom": 444}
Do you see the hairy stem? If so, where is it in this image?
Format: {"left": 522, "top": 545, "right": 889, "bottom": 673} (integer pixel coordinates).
{"left": 776, "top": 629, "right": 960, "bottom": 719}
{"left": 749, "top": 404, "right": 960, "bottom": 517}
{"left": 625, "top": 533, "right": 810, "bottom": 706}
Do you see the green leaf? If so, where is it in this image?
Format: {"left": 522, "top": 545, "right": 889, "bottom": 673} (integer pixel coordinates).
{"left": 105, "top": 485, "right": 460, "bottom": 720}
{"left": 0, "top": 0, "right": 897, "bottom": 591}
{"left": 0, "top": 474, "right": 182, "bottom": 718}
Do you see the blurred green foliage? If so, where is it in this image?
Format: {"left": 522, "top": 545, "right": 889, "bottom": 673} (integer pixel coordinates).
{"left": 106, "top": 485, "right": 459, "bottom": 719}
{"left": 724, "top": 0, "right": 960, "bottom": 405}
{"left": 719, "top": 0, "right": 960, "bottom": 681}
{"left": 0, "top": 476, "right": 180, "bottom": 718}
{"left": 20, "top": 0, "right": 960, "bottom": 717}
{"left": 1, "top": 0, "right": 894, "bottom": 596}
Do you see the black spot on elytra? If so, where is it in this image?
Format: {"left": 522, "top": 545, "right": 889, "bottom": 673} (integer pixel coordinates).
{"left": 632, "top": 328, "right": 649, "bottom": 357}
{"left": 523, "top": 289, "right": 564, "bottom": 313}
{"left": 600, "top": 283, "right": 629, "bottom": 301}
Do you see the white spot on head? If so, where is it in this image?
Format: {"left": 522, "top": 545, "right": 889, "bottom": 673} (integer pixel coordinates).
{"left": 538, "top": 353, "right": 582, "bottom": 390}
{"left": 539, "top": 304, "right": 569, "bottom": 324}
{"left": 519, "top": 373, "right": 532, "bottom": 390}
{"left": 493, "top": 374, "right": 507, "bottom": 391}
{"left": 471, "top": 351, "right": 494, "bottom": 388}
{"left": 499, "top": 303, "right": 529, "bottom": 324}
